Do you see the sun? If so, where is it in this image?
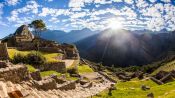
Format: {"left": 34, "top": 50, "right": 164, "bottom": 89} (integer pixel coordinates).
{"left": 108, "top": 18, "right": 123, "bottom": 30}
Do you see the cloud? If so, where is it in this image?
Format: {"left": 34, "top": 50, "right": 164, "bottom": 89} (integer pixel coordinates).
{"left": 39, "top": 7, "right": 70, "bottom": 17}
{"left": 7, "top": 0, "right": 40, "bottom": 26}
{"left": 5, "top": 0, "right": 20, "bottom": 6}
{"left": 124, "top": 0, "right": 134, "bottom": 4}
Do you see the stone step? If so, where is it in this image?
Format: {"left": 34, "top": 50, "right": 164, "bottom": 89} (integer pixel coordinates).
{"left": 0, "top": 81, "right": 8, "bottom": 98}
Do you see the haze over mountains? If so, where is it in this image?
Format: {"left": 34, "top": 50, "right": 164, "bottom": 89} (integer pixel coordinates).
{"left": 39, "top": 28, "right": 175, "bottom": 66}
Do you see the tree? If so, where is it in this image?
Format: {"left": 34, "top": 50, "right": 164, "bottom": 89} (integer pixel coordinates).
{"left": 29, "top": 20, "right": 46, "bottom": 61}
{"left": 29, "top": 19, "right": 46, "bottom": 38}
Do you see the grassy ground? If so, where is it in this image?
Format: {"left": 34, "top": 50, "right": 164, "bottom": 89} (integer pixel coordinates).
{"left": 93, "top": 78, "right": 175, "bottom": 98}
{"left": 78, "top": 64, "right": 94, "bottom": 74}
{"left": 8, "top": 49, "right": 62, "bottom": 63}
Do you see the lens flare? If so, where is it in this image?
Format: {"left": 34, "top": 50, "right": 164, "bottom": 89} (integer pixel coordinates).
{"left": 108, "top": 18, "right": 123, "bottom": 30}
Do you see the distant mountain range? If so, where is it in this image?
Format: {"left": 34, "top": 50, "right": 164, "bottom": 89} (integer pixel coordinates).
{"left": 75, "top": 29, "right": 175, "bottom": 66}
{"left": 40, "top": 28, "right": 99, "bottom": 43}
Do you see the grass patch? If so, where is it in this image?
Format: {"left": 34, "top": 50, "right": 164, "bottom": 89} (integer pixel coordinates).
{"left": 40, "top": 70, "right": 62, "bottom": 77}
{"left": 8, "top": 49, "right": 62, "bottom": 63}
{"left": 93, "top": 79, "right": 175, "bottom": 98}
{"left": 78, "top": 64, "right": 94, "bottom": 74}
{"left": 26, "top": 64, "right": 37, "bottom": 72}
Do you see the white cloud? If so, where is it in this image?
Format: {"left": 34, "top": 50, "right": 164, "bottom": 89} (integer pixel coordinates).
{"left": 149, "top": 0, "right": 157, "bottom": 3}
{"left": 39, "top": 7, "right": 70, "bottom": 17}
{"left": 124, "top": 0, "right": 134, "bottom": 4}
{"left": 49, "top": 17, "right": 60, "bottom": 23}
{"left": 6, "top": 0, "right": 20, "bottom": 6}
{"left": 7, "top": 0, "right": 40, "bottom": 26}
{"left": 160, "top": 0, "right": 171, "bottom": 3}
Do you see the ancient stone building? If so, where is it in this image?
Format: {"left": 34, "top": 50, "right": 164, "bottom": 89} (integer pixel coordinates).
{"left": 13, "top": 25, "right": 34, "bottom": 43}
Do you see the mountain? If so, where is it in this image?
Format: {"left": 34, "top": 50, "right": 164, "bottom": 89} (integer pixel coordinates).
{"left": 75, "top": 29, "right": 175, "bottom": 66}
{"left": 40, "top": 28, "right": 99, "bottom": 43}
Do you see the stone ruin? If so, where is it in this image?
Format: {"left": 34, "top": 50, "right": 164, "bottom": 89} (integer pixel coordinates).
{"left": 150, "top": 70, "right": 175, "bottom": 85}
{"left": 0, "top": 43, "right": 9, "bottom": 60}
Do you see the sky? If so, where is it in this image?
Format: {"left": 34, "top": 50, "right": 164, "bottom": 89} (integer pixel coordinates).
{"left": 0, "top": 0, "right": 175, "bottom": 38}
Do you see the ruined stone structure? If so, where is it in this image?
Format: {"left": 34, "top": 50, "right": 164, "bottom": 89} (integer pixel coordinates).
{"left": 62, "top": 43, "right": 79, "bottom": 60}
{"left": 0, "top": 43, "right": 9, "bottom": 60}
{"left": 0, "top": 63, "right": 29, "bottom": 83}
{"left": 13, "top": 25, "right": 34, "bottom": 43}
{"left": 38, "top": 62, "right": 66, "bottom": 73}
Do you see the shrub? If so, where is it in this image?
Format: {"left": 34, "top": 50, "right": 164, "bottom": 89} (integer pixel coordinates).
{"left": 26, "top": 51, "right": 46, "bottom": 66}
{"left": 13, "top": 53, "right": 26, "bottom": 64}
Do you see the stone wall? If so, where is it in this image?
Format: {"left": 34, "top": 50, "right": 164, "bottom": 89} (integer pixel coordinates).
{"left": 32, "top": 77, "right": 57, "bottom": 90}
{"left": 38, "top": 62, "right": 66, "bottom": 73}
{"left": 57, "top": 81, "right": 76, "bottom": 90}
{"left": 0, "top": 43, "right": 9, "bottom": 60}
{"left": 0, "top": 65, "right": 29, "bottom": 83}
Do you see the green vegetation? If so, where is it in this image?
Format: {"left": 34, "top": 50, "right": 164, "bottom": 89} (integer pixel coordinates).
{"left": 93, "top": 79, "right": 175, "bottom": 98}
{"left": 26, "top": 64, "right": 37, "bottom": 72}
{"left": 78, "top": 64, "right": 94, "bottom": 74}
{"left": 8, "top": 49, "right": 62, "bottom": 63}
{"left": 40, "top": 70, "right": 62, "bottom": 77}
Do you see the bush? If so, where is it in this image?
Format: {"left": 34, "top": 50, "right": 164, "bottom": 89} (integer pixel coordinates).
{"left": 26, "top": 51, "right": 46, "bottom": 66}
{"left": 13, "top": 53, "right": 26, "bottom": 64}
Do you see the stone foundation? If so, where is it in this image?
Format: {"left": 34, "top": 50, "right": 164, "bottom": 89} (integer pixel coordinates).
{"left": 0, "top": 65, "right": 29, "bottom": 83}
{"left": 57, "top": 81, "right": 76, "bottom": 91}
{"left": 39, "top": 62, "right": 66, "bottom": 73}
{"left": 32, "top": 77, "right": 57, "bottom": 90}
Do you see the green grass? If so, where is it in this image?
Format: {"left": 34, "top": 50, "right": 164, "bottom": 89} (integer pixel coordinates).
{"left": 152, "top": 60, "right": 175, "bottom": 75}
{"left": 8, "top": 49, "right": 62, "bottom": 63}
{"left": 93, "top": 79, "right": 175, "bottom": 98}
{"left": 26, "top": 64, "right": 37, "bottom": 72}
{"left": 78, "top": 64, "right": 94, "bottom": 74}
{"left": 40, "top": 70, "right": 62, "bottom": 77}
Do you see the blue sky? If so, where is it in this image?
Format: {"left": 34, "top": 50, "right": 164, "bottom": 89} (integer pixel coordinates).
{"left": 0, "top": 0, "right": 175, "bottom": 38}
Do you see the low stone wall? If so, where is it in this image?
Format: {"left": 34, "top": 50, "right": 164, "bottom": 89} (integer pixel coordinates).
{"left": 57, "top": 81, "right": 76, "bottom": 91}
{"left": 32, "top": 77, "right": 57, "bottom": 90}
{"left": 98, "top": 71, "right": 117, "bottom": 83}
{"left": 39, "top": 47, "right": 63, "bottom": 53}
{"left": 0, "top": 65, "right": 29, "bottom": 83}
{"left": 39, "top": 62, "right": 66, "bottom": 73}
